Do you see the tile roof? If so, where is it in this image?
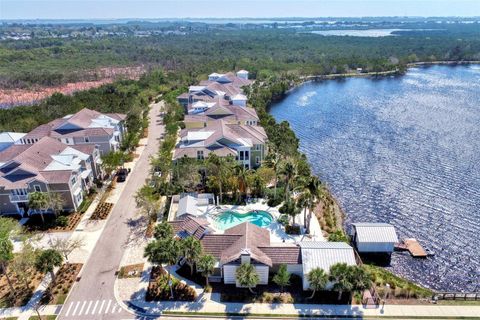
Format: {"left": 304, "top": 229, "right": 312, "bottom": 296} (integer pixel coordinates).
{"left": 169, "top": 215, "right": 211, "bottom": 240}
{"left": 259, "top": 246, "right": 302, "bottom": 265}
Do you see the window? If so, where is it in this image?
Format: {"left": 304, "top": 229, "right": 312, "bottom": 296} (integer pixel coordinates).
{"left": 239, "top": 151, "right": 244, "bottom": 161}
{"left": 197, "top": 150, "right": 204, "bottom": 160}
{"left": 71, "top": 176, "right": 77, "bottom": 186}
{"left": 244, "top": 151, "right": 249, "bottom": 160}
{"left": 34, "top": 185, "right": 41, "bottom": 192}
{"left": 85, "top": 137, "right": 90, "bottom": 143}
{"left": 256, "top": 156, "right": 260, "bottom": 165}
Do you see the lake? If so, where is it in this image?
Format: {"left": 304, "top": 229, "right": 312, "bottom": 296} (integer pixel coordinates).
{"left": 311, "top": 29, "right": 405, "bottom": 37}
{"left": 269, "top": 65, "right": 480, "bottom": 291}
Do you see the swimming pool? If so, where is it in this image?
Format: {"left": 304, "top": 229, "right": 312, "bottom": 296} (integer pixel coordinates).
{"left": 215, "top": 210, "right": 273, "bottom": 230}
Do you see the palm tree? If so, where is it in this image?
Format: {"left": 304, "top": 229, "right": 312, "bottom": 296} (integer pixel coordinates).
{"left": 295, "top": 176, "right": 323, "bottom": 231}
{"left": 281, "top": 159, "right": 298, "bottom": 202}
{"left": 181, "top": 236, "right": 203, "bottom": 275}
{"left": 206, "top": 154, "right": 233, "bottom": 204}
{"left": 307, "top": 268, "right": 328, "bottom": 299}
{"left": 329, "top": 263, "right": 354, "bottom": 301}
{"left": 197, "top": 254, "right": 216, "bottom": 288}
{"left": 235, "top": 262, "right": 259, "bottom": 294}
{"left": 234, "top": 165, "right": 252, "bottom": 202}
{"left": 272, "top": 264, "right": 291, "bottom": 292}
{"left": 349, "top": 265, "right": 372, "bottom": 298}
{"left": 28, "top": 192, "right": 50, "bottom": 224}
{"left": 35, "top": 249, "right": 63, "bottom": 284}
{"left": 144, "top": 237, "right": 180, "bottom": 299}
{"left": 265, "top": 149, "right": 282, "bottom": 199}
{"left": 153, "top": 221, "right": 174, "bottom": 240}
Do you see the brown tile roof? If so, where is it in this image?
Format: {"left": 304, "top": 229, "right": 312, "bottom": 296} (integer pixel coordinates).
{"left": 201, "top": 234, "right": 242, "bottom": 258}
{"left": 71, "top": 144, "right": 97, "bottom": 155}
{"left": 259, "top": 246, "right": 302, "bottom": 265}
{"left": 169, "top": 215, "right": 211, "bottom": 240}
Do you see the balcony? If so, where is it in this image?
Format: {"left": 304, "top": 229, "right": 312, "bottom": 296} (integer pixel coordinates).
{"left": 9, "top": 194, "right": 29, "bottom": 202}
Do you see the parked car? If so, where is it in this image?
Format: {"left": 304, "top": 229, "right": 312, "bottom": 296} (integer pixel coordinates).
{"left": 116, "top": 168, "right": 129, "bottom": 182}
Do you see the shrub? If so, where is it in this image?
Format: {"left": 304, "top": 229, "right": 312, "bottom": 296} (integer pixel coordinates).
{"left": 277, "top": 214, "right": 289, "bottom": 226}
{"left": 55, "top": 216, "right": 69, "bottom": 227}
{"left": 285, "top": 225, "right": 300, "bottom": 235}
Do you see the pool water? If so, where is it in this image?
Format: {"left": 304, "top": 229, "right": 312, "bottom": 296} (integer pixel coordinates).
{"left": 215, "top": 210, "right": 273, "bottom": 230}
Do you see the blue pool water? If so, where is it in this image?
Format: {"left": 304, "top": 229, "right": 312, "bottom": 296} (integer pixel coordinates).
{"left": 215, "top": 210, "right": 274, "bottom": 230}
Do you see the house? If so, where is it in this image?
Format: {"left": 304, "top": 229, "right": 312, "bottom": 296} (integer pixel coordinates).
{"left": 351, "top": 223, "right": 399, "bottom": 254}
{"left": 0, "top": 132, "right": 26, "bottom": 151}
{"left": 171, "top": 220, "right": 358, "bottom": 290}
{"left": 299, "top": 242, "right": 357, "bottom": 290}
{"left": 184, "top": 104, "right": 259, "bottom": 129}
{"left": 0, "top": 137, "right": 100, "bottom": 216}
{"left": 167, "top": 193, "right": 215, "bottom": 221}
{"left": 174, "top": 120, "right": 267, "bottom": 169}
{"left": 236, "top": 70, "right": 249, "bottom": 80}
{"left": 20, "top": 108, "right": 127, "bottom": 155}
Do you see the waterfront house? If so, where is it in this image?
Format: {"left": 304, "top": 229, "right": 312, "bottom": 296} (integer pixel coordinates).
{"left": 351, "top": 223, "right": 399, "bottom": 254}
{"left": 184, "top": 104, "right": 259, "bottom": 129}
{"left": 0, "top": 137, "right": 100, "bottom": 216}
{"left": 174, "top": 120, "right": 267, "bottom": 169}
{"left": 0, "top": 132, "right": 26, "bottom": 151}
{"left": 20, "top": 108, "right": 127, "bottom": 155}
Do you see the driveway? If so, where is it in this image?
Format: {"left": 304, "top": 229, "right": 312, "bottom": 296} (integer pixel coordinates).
{"left": 58, "top": 101, "right": 164, "bottom": 319}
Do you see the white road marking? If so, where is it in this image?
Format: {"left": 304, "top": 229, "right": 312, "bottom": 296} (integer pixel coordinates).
{"left": 71, "top": 301, "right": 81, "bottom": 316}
{"left": 91, "top": 300, "right": 99, "bottom": 314}
{"left": 65, "top": 302, "right": 74, "bottom": 316}
{"left": 105, "top": 299, "right": 112, "bottom": 314}
{"left": 85, "top": 300, "right": 93, "bottom": 314}
{"left": 98, "top": 299, "right": 106, "bottom": 314}
{"left": 78, "top": 300, "right": 87, "bottom": 315}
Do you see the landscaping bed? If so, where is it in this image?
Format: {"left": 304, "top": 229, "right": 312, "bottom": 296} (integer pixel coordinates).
{"left": 146, "top": 266, "right": 197, "bottom": 302}
{"left": 118, "top": 263, "right": 144, "bottom": 279}
{"left": 40, "top": 263, "right": 82, "bottom": 305}
{"left": 0, "top": 267, "right": 44, "bottom": 308}
{"left": 216, "top": 274, "right": 350, "bottom": 305}
{"left": 23, "top": 213, "right": 82, "bottom": 233}
{"left": 175, "top": 263, "right": 206, "bottom": 286}
{"left": 90, "top": 202, "right": 113, "bottom": 220}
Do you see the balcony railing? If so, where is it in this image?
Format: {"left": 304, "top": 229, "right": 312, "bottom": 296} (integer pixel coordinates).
{"left": 9, "top": 194, "right": 29, "bottom": 202}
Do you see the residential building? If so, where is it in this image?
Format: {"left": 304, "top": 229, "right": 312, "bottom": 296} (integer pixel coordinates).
{"left": 184, "top": 104, "right": 260, "bottom": 129}
{"left": 171, "top": 219, "right": 357, "bottom": 290}
{"left": 351, "top": 223, "right": 399, "bottom": 254}
{"left": 20, "top": 108, "right": 127, "bottom": 155}
{"left": 174, "top": 120, "right": 267, "bottom": 169}
{"left": 0, "top": 136, "right": 101, "bottom": 217}
{"left": 0, "top": 132, "right": 26, "bottom": 151}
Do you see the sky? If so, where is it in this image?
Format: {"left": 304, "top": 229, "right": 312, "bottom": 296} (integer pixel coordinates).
{"left": 1, "top": 0, "right": 479, "bottom": 20}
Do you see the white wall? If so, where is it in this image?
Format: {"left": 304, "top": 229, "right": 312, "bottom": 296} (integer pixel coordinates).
{"left": 286, "top": 264, "right": 303, "bottom": 277}
{"left": 223, "top": 264, "right": 269, "bottom": 286}
{"left": 356, "top": 241, "right": 395, "bottom": 253}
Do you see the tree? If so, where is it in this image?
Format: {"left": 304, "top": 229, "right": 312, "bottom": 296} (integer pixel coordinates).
{"left": 181, "top": 236, "right": 203, "bottom": 275}
{"left": 48, "top": 192, "right": 64, "bottom": 217}
{"left": 197, "top": 254, "right": 216, "bottom": 288}
{"left": 264, "top": 149, "right": 282, "bottom": 199}
{"left": 35, "top": 249, "right": 63, "bottom": 284}
{"left": 101, "top": 151, "right": 125, "bottom": 175}
{"left": 272, "top": 264, "right": 291, "bottom": 292}
{"left": 328, "top": 230, "right": 349, "bottom": 242}
{"left": 172, "top": 157, "right": 201, "bottom": 192}
{"left": 279, "top": 198, "right": 300, "bottom": 226}
{"left": 153, "top": 221, "right": 174, "bottom": 240}
{"left": 234, "top": 165, "right": 252, "bottom": 201}
{"left": 235, "top": 262, "right": 259, "bottom": 294}
{"left": 329, "top": 263, "right": 354, "bottom": 301}
{"left": 50, "top": 237, "right": 84, "bottom": 261}
{"left": 307, "top": 268, "right": 328, "bottom": 299}
{"left": 206, "top": 154, "right": 234, "bottom": 204}
{"left": 281, "top": 159, "right": 298, "bottom": 202}
{"left": 11, "top": 242, "right": 38, "bottom": 289}
{"left": 28, "top": 192, "right": 50, "bottom": 224}
{"left": 0, "top": 236, "right": 15, "bottom": 297}
{"left": 144, "top": 237, "right": 180, "bottom": 299}
{"left": 135, "top": 185, "right": 160, "bottom": 220}
{"left": 349, "top": 265, "right": 372, "bottom": 298}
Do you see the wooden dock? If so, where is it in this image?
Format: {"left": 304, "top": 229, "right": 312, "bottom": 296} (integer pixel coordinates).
{"left": 404, "top": 238, "right": 427, "bottom": 258}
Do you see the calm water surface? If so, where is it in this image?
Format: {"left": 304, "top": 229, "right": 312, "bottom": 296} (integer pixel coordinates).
{"left": 270, "top": 65, "right": 480, "bottom": 291}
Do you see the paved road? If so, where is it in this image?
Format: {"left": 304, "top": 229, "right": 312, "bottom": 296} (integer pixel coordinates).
{"left": 58, "top": 102, "right": 164, "bottom": 319}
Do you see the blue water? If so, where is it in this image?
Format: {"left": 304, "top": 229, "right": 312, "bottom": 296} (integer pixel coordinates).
{"left": 269, "top": 65, "right": 480, "bottom": 291}
{"left": 215, "top": 210, "right": 273, "bottom": 230}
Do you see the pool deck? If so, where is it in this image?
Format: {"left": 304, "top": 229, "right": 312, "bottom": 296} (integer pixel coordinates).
{"left": 188, "top": 199, "right": 325, "bottom": 243}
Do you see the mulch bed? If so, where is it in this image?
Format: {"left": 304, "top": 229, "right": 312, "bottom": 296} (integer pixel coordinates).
{"left": 175, "top": 263, "right": 206, "bottom": 286}
{"left": 146, "top": 266, "right": 197, "bottom": 302}
{"left": 23, "top": 213, "right": 82, "bottom": 233}
{"left": 118, "top": 263, "right": 144, "bottom": 279}
{"left": 0, "top": 267, "right": 44, "bottom": 308}
{"left": 40, "top": 263, "right": 83, "bottom": 305}
{"left": 90, "top": 202, "right": 113, "bottom": 220}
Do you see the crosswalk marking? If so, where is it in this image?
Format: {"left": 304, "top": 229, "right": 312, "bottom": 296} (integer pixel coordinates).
{"left": 65, "top": 302, "right": 74, "bottom": 316}
{"left": 72, "top": 301, "right": 81, "bottom": 316}
{"left": 91, "top": 300, "right": 99, "bottom": 315}
{"left": 98, "top": 299, "right": 106, "bottom": 314}
{"left": 63, "top": 299, "right": 124, "bottom": 317}
{"left": 105, "top": 299, "right": 112, "bottom": 314}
